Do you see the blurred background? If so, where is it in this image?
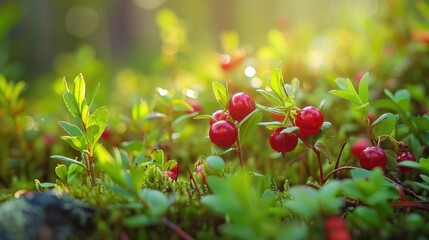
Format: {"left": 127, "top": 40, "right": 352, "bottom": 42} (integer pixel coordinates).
{"left": 1, "top": 0, "right": 429, "bottom": 188}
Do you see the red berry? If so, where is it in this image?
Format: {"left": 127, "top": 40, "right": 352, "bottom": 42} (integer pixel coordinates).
{"left": 397, "top": 152, "right": 416, "bottom": 173}
{"left": 367, "top": 112, "right": 376, "bottom": 124}
{"left": 295, "top": 106, "right": 324, "bottom": 137}
{"left": 324, "top": 215, "right": 352, "bottom": 240}
{"left": 170, "top": 165, "right": 179, "bottom": 176}
{"left": 209, "top": 110, "right": 229, "bottom": 126}
{"left": 163, "top": 171, "right": 177, "bottom": 181}
{"left": 209, "top": 120, "right": 238, "bottom": 148}
{"left": 186, "top": 101, "right": 201, "bottom": 113}
{"left": 359, "top": 146, "right": 387, "bottom": 170}
{"left": 101, "top": 128, "right": 112, "bottom": 140}
{"left": 228, "top": 92, "right": 256, "bottom": 122}
{"left": 351, "top": 138, "right": 372, "bottom": 158}
{"left": 269, "top": 127, "right": 298, "bottom": 153}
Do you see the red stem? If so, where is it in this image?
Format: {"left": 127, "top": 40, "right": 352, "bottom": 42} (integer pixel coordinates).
{"left": 236, "top": 137, "right": 244, "bottom": 167}
{"left": 333, "top": 142, "right": 348, "bottom": 179}
{"left": 162, "top": 217, "right": 195, "bottom": 240}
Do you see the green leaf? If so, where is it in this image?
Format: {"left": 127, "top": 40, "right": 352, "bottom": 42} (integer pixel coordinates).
{"left": 124, "top": 214, "right": 159, "bottom": 227}
{"left": 73, "top": 74, "right": 86, "bottom": 113}
{"left": 258, "top": 121, "right": 286, "bottom": 129}
{"left": 86, "top": 106, "right": 109, "bottom": 147}
{"left": 172, "top": 99, "right": 193, "bottom": 112}
{"left": 269, "top": 68, "right": 286, "bottom": 101}
{"left": 60, "top": 136, "right": 87, "bottom": 152}
{"left": 212, "top": 81, "right": 228, "bottom": 108}
{"left": 238, "top": 109, "right": 263, "bottom": 143}
{"left": 334, "top": 78, "right": 348, "bottom": 91}
{"left": 280, "top": 126, "right": 299, "bottom": 134}
{"left": 398, "top": 161, "right": 421, "bottom": 169}
{"left": 67, "top": 163, "right": 84, "bottom": 184}
{"left": 172, "top": 111, "right": 198, "bottom": 127}
{"left": 358, "top": 73, "right": 369, "bottom": 115}
{"left": 314, "top": 141, "right": 334, "bottom": 164}
{"left": 132, "top": 99, "right": 149, "bottom": 122}
{"left": 151, "top": 149, "right": 165, "bottom": 167}
{"left": 143, "top": 112, "right": 166, "bottom": 120}
{"left": 58, "top": 121, "right": 85, "bottom": 138}
{"left": 55, "top": 164, "right": 68, "bottom": 182}
{"left": 371, "top": 113, "right": 399, "bottom": 139}
{"left": 206, "top": 156, "right": 225, "bottom": 173}
{"left": 284, "top": 186, "right": 319, "bottom": 217}
{"left": 193, "top": 114, "right": 214, "bottom": 120}
{"left": 329, "top": 90, "right": 361, "bottom": 106}
{"left": 260, "top": 189, "right": 276, "bottom": 208}
{"left": 40, "top": 182, "right": 56, "bottom": 188}
{"left": 416, "top": 115, "right": 429, "bottom": 131}
{"left": 87, "top": 82, "right": 100, "bottom": 109}
{"left": 63, "top": 92, "right": 79, "bottom": 118}
{"left": 256, "top": 89, "right": 283, "bottom": 106}
{"left": 139, "top": 189, "right": 169, "bottom": 216}
{"left": 350, "top": 168, "right": 372, "bottom": 180}
{"left": 50, "top": 155, "right": 86, "bottom": 169}
{"left": 211, "top": 145, "right": 235, "bottom": 155}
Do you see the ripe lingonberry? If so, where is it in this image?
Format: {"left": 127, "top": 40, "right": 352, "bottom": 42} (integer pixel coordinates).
{"left": 209, "top": 110, "right": 229, "bottom": 126}
{"left": 295, "top": 106, "right": 324, "bottom": 137}
{"left": 397, "top": 152, "right": 416, "bottom": 173}
{"left": 359, "top": 146, "right": 387, "bottom": 170}
{"left": 163, "top": 171, "right": 177, "bottom": 181}
{"left": 324, "top": 215, "right": 352, "bottom": 240}
{"left": 351, "top": 138, "right": 372, "bottom": 158}
{"left": 228, "top": 92, "right": 256, "bottom": 122}
{"left": 101, "top": 127, "right": 112, "bottom": 140}
{"left": 209, "top": 120, "right": 238, "bottom": 148}
{"left": 269, "top": 127, "right": 298, "bottom": 153}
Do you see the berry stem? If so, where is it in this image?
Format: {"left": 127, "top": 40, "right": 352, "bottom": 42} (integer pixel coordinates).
{"left": 307, "top": 143, "right": 325, "bottom": 185}
{"left": 325, "top": 166, "right": 359, "bottom": 181}
{"left": 186, "top": 166, "right": 201, "bottom": 199}
{"left": 236, "top": 137, "right": 244, "bottom": 167}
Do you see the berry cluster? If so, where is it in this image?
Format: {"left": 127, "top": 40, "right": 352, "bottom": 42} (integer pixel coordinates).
{"left": 208, "top": 92, "right": 255, "bottom": 148}
{"left": 269, "top": 106, "right": 324, "bottom": 153}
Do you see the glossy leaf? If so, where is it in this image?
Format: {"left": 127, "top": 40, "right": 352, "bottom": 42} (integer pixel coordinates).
{"left": 58, "top": 121, "right": 84, "bottom": 138}
{"left": 269, "top": 68, "right": 286, "bottom": 101}
{"left": 73, "top": 73, "right": 86, "bottom": 112}
{"left": 238, "top": 109, "right": 263, "bottom": 143}
{"left": 55, "top": 164, "right": 68, "bottom": 182}
{"left": 212, "top": 81, "right": 228, "bottom": 108}
{"left": 51, "top": 155, "right": 86, "bottom": 169}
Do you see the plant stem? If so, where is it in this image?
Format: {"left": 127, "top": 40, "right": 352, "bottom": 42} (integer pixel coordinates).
{"left": 236, "top": 137, "right": 244, "bottom": 167}
{"left": 162, "top": 217, "right": 195, "bottom": 240}
{"left": 333, "top": 142, "right": 348, "bottom": 179}
{"left": 325, "top": 166, "right": 359, "bottom": 181}
{"left": 84, "top": 152, "right": 96, "bottom": 187}
{"left": 307, "top": 144, "right": 324, "bottom": 185}
{"left": 186, "top": 166, "right": 201, "bottom": 199}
